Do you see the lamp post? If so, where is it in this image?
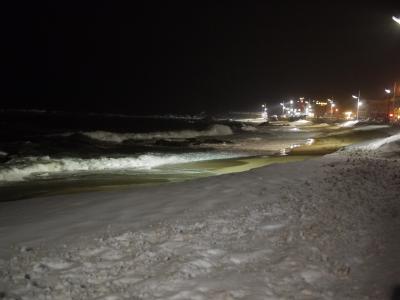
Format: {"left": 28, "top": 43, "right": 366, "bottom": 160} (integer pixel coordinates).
{"left": 386, "top": 82, "right": 398, "bottom": 122}
{"left": 280, "top": 103, "right": 285, "bottom": 116}
{"left": 289, "top": 100, "right": 294, "bottom": 116}
{"left": 327, "top": 98, "right": 335, "bottom": 118}
{"left": 352, "top": 91, "right": 361, "bottom": 120}
{"left": 261, "top": 104, "right": 268, "bottom": 119}
{"left": 385, "top": 88, "right": 392, "bottom": 122}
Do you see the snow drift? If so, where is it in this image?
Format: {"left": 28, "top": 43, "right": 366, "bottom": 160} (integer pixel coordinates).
{"left": 345, "top": 132, "right": 400, "bottom": 151}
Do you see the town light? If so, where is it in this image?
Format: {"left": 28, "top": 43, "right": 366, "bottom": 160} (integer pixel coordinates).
{"left": 344, "top": 111, "right": 352, "bottom": 120}
{"left": 393, "top": 16, "right": 400, "bottom": 25}
{"left": 385, "top": 89, "right": 391, "bottom": 94}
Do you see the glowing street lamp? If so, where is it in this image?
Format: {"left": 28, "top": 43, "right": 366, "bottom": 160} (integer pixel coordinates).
{"left": 289, "top": 100, "right": 294, "bottom": 116}
{"left": 327, "top": 98, "right": 335, "bottom": 117}
{"left": 352, "top": 90, "right": 361, "bottom": 120}
{"left": 393, "top": 16, "right": 400, "bottom": 25}
{"left": 385, "top": 85, "right": 397, "bottom": 122}
{"left": 261, "top": 104, "right": 268, "bottom": 119}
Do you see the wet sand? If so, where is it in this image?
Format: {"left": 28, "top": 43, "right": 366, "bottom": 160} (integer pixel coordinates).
{"left": 290, "top": 126, "right": 394, "bottom": 155}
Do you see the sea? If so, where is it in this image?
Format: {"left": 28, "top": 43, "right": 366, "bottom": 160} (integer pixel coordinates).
{"left": 0, "top": 109, "right": 315, "bottom": 201}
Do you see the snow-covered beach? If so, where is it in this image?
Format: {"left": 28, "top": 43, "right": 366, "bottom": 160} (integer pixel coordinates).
{"left": 1, "top": 125, "right": 400, "bottom": 299}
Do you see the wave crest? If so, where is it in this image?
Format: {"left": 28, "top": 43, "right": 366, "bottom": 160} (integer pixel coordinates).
{"left": 60, "top": 124, "right": 233, "bottom": 143}
{"left": 0, "top": 152, "right": 241, "bottom": 182}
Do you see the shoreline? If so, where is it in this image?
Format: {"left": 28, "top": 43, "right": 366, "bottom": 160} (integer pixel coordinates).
{"left": 0, "top": 123, "right": 395, "bottom": 202}
{"left": 1, "top": 126, "right": 400, "bottom": 299}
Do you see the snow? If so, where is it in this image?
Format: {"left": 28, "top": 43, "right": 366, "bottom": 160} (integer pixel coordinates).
{"left": 345, "top": 132, "right": 400, "bottom": 151}
{"left": 1, "top": 130, "right": 400, "bottom": 299}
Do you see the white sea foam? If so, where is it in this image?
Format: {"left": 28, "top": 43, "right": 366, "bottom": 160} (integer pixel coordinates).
{"left": 60, "top": 124, "right": 233, "bottom": 143}
{"left": 241, "top": 125, "right": 257, "bottom": 132}
{"left": 290, "top": 119, "right": 311, "bottom": 126}
{"left": 352, "top": 125, "right": 389, "bottom": 131}
{"left": 0, "top": 151, "right": 7, "bottom": 156}
{"left": 339, "top": 120, "right": 359, "bottom": 127}
{"left": 0, "top": 152, "right": 242, "bottom": 182}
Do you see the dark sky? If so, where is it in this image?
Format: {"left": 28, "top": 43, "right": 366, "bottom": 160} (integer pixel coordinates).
{"left": 1, "top": 1, "right": 400, "bottom": 114}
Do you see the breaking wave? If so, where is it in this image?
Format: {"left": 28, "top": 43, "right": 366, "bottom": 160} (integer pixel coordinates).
{"left": 0, "top": 152, "right": 242, "bottom": 182}
{"left": 60, "top": 124, "right": 233, "bottom": 143}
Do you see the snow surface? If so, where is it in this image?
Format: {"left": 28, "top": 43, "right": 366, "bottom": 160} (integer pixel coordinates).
{"left": 0, "top": 131, "right": 400, "bottom": 299}
{"left": 345, "top": 132, "right": 400, "bottom": 151}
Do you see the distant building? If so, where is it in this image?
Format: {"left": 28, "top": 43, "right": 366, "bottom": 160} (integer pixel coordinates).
{"left": 361, "top": 81, "right": 400, "bottom": 122}
{"left": 392, "top": 81, "right": 400, "bottom": 122}
{"left": 314, "top": 100, "right": 328, "bottom": 118}
{"left": 359, "top": 99, "right": 389, "bottom": 121}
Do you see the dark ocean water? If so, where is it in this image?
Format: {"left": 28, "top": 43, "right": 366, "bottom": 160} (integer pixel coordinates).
{"left": 0, "top": 110, "right": 322, "bottom": 202}
{"left": 0, "top": 110, "right": 251, "bottom": 199}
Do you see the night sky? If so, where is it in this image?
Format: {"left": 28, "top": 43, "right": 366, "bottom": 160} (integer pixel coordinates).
{"left": 1, "top": 1, "right": 400, "bottom": 114}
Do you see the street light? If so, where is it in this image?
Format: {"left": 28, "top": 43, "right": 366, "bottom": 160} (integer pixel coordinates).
{"left": 261, "top": 104, "right": 268, "bottom": 119}
{"left": 352, "top": 90, "right": 361, "bottom": 120}
{"left": 393, "top": 16, "right": 400, "bottom": 25}
{"left": 327, "top": 98, "right": 335, "bottom": 117}
{"left": 385, "top": 84, "right": 397, "bottom": 122}
{"left": 289, "top": 100, "right": 294, "bottom": 116}
{"left": 280, "top": 103, "right": 285, "bottom": 115}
